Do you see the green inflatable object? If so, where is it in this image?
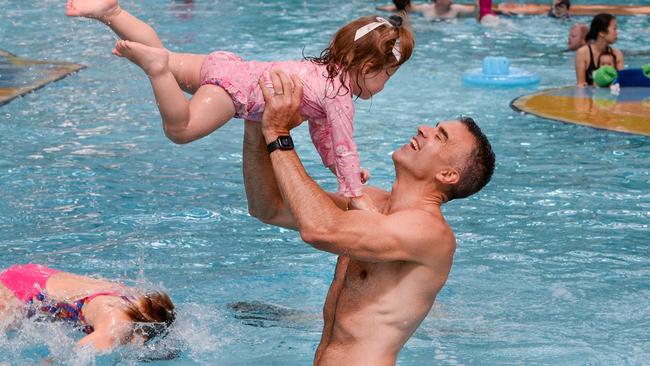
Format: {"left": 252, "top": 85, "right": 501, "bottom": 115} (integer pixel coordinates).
{"left": 593, "top": 65, "right": 618, "bottom": 87}
{"left": 642, "top": 64, "right": 650, "bottom": 78}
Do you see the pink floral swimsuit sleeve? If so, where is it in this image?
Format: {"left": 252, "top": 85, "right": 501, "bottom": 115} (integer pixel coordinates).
{"left": 309, "top": 93, "right": 363, "bottom": 198}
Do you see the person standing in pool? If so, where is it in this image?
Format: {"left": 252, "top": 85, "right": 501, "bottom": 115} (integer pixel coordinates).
{"left": 243, "top": 69, "right": 495, "bottom": 365}
{"left": 66, "top": 0, "right": 414, "bottom": 213}
{"left": 575, "top": 13, "right": 624, "bottom": 86}
{"left": 0, "top": 264, "right": 174, "bottom": 352}
{"left": 379, "top": 0, "right": 475, "bottom": 20}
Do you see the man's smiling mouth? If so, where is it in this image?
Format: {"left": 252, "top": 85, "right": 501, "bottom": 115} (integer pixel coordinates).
{"left": 410, "top": 137, "right": 420, "bottom": 151}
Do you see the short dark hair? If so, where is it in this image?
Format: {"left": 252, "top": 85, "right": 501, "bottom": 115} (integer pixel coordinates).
{"left": 448, "top": 117, "right": 495, "bottom": 200}
{"left": 393, "top": 0, "right": 411, "bottom": 11}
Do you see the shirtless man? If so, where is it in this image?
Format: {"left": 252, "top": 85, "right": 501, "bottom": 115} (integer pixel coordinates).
{"left": 244, "top": 70, "right": 495, "bottom": 365}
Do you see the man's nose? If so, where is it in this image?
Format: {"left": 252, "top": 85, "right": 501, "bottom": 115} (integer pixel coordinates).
{"left": 418, "top": 125, "right": 433, "bottom": 137}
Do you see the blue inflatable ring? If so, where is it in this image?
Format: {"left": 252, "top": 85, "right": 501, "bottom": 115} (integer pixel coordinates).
{"left": 462, "top": 67, "right": 540, "bottom": 88}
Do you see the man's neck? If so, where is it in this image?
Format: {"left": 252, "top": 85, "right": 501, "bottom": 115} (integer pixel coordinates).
{"left": 386, "top": 177, "right": 444, "bottom": 214}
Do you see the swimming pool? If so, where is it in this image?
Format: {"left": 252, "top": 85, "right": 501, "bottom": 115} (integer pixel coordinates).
{"left": 1, "top": 0, "right": 649, "bottom": 364}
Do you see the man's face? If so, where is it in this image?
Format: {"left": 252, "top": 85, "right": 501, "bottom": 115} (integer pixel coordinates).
{"left": 393, "top": 120, "right": 475, "bottom": 182}
{"left": 568, "top": 25, "right": 586, "bottom": 50}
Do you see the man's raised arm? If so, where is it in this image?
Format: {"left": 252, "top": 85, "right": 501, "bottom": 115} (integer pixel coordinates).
{"left": 258, "top": 70, "right": 452, "bottom": 265}
{"left": 243, "top": 120, "right": 297, "bottom": 230}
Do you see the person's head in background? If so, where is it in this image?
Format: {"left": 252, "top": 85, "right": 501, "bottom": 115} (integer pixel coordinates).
{"left": 393, "top": 0, "right": 412, "bottom": 12}
{"left": 567, "top": 23, "right": 588, "bottom": 50}
{"left": 598, "top": 48, "right": 617, "bottom": 67}
{"left": 585, "top": 13, "right": 618, "bottom": 45}
{"left": 550, "top": 0, "right": 571, "bottom": 18}
{"left": 434, "top": 0, "right": 453, "bottom": 10}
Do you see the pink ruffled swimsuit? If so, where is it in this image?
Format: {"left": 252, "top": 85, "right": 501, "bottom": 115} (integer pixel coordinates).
{"left": 200, "top": 51, "right": 362, "bottom": 197}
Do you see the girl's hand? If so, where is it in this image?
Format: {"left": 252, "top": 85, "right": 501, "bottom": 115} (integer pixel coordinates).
{"left": 360, "top": 168, "right": 370, "bottom": 184}
{"left": 349, "top": 195, "right": 378, "bottom": 212}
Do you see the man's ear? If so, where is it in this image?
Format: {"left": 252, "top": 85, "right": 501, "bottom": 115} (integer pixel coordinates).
{"left": 435, "top": 168, "right": 460, "bottom": 185}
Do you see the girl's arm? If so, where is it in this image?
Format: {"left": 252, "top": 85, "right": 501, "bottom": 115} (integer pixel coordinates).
{"left": 324, "top": 98, "right": 363, "bottom": 199}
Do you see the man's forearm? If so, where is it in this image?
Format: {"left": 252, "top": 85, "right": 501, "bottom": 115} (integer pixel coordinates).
{"left": 263, "top": 131, "right": 342, "bottom": 236}
{"left": 242, "top": 121, "right": 290, "bottom": 226}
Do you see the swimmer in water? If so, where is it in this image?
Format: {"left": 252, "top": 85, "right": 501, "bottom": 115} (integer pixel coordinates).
{"left": 379, "top": 0, "right": 474, "bottom": 20}
{"left": 0, "top": 264, "right": 174, "bottom": 352}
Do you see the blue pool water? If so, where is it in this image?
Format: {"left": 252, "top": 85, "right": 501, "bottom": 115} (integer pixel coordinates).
{"left": 1, "top": 0, "right": 649, "bottom": 364}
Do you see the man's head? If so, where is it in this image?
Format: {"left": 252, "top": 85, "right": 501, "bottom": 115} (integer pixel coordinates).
{"left": 393, "top": 117, "right": 495, "bottom": 201}
{"left": 550, "top": 0, "right": 571, "bottom": 18}
{"left": 568, "top": 23, "right": 588, "bottom": 50}
{"left": 393, "top": 0, "right": 412, "bottom": 11}
{"left": 434, "top": 0, "right": 452, "bottom": 9}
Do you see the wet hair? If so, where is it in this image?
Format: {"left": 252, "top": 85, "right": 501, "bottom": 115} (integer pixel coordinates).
{"left": 585, "top": 13, "right": 615, "bottom": 42}
{"left": 306, "top": 15, "right": 414, "bottom": 98}
{"left": 448, "top": 117, "right": 495, "bottom": 201}
{"left": 124, "top": 291, "right": 175, "bottom": 342}
{"left": 598, "top": 46, "right": 617, "bottom": 66}
{"left": 556, "top": 0, "right": 571, "bottom": 10}
{"left": 393, "top": 0, "right": 412, "bottom": 11}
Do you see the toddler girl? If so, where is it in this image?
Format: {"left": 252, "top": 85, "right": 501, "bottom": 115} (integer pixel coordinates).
{"left": 66, "top": 0, "right": 414, "bottom": 211}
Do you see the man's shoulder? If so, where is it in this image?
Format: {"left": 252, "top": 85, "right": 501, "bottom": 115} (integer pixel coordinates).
{"left": 362, "top": 185, "right": 391, "bottom": 204}
{"left": 384, "top": 207, "right": 456, "bottom": 257}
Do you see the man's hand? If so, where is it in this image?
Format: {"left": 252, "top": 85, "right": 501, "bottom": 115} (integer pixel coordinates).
{"left": 259, "top": 70, "right": 304, "bottom": 143}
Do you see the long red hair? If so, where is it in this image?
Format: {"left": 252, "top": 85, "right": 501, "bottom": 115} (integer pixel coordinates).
{"left": 307, "top": 14, "right": 414, "bottom": 97}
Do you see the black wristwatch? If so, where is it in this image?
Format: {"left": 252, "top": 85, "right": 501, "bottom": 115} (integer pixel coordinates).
{"left": 267, "top": 135, "right": 294, "bottom": 153}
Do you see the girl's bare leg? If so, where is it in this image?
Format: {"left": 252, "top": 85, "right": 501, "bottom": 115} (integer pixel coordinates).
{"left": 113, "top": 40, "right": 235, "bottom": 144}
{"left": 66, "top": 0, "right": 163, "bottom": 47}
{"left": 67, "top": 0, "right": 207, "bottom": 94}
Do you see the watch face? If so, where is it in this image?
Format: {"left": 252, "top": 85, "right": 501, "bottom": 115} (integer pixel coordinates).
{"left": 279, "top": 136, "right": 294, "bottom": 149}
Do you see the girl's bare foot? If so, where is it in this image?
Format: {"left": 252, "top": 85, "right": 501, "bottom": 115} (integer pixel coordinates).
{"left": 65, "top": 0, "right": 121, "bottom": 21}
{"left": 112, "top": 40, "right": 169, "bottom": 77}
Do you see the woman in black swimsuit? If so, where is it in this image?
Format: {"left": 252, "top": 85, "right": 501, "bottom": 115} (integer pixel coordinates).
{"left": 574, "top": 13, "right": 624, "bottom": 86}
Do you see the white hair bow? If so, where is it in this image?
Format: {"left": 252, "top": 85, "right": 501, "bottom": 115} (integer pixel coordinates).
{"left": 353, "top": 17, "right": 402, "bottom": 62}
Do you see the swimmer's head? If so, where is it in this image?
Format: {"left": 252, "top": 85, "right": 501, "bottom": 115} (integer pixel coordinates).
{"left": 551, "top": 0, "right": 571, "bottom": 18}
{"left": 393, "top": 0, "right": 412, "bottom": 11}
{"left": 393, "top": 117, "right": 495, "bottom": 202}
{"left": 567, "top": 23, "right": 588, "bottom": 50}
{"left": 434, "top": 0, "right": 452, "bottom": 8}
{"left": 123, "top": 291, "right": 176, "bottom": 344}
{"left": 586, "top": 13, "right": 617, "bottom": 44}
{"left": 306, "top": 15, "right": 414, "bottom": 99}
